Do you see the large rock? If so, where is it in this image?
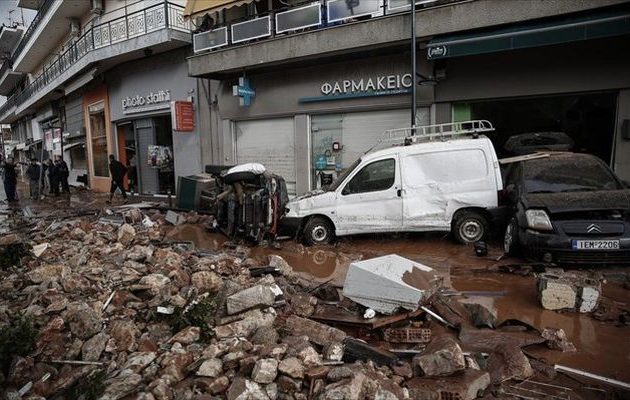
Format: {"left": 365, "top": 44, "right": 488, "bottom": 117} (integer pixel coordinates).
{"left": 28, "top": 264, "right": 68, "bottom": 283}
{"left": 413, "top": 336, "right": 465, "bottom": 377}
{"left": 227, "top": 377, "right": 270, "bottom": 400}
{"left": 327, "top": 366, "right": 353, "bottom": 382}
{"left": 81, "top": 332, "right": 109, "bottom": 361}
{"left": 197, "top": 358, "right": 223, "bottom": 378}
{"left": 209, "top": 376, "right": 230, "bottom": 395}
{"left": 226, "top": 285, "right": 277, "bottom": 315}
{"left": 278, "top": 357, "right": 305, "bottom": 379}
{"left": 251, "top": 358, "right": 278, "bottom": 384}
{"left": 169, "top": 326, "right": 200, "bottom": 345}
{"left": 251, "top": 326, "right": 279, "bottom": 345}
{"left": 100, "top": 369, "right": 142, "bottom": 400}
{"left": 541, "top": 328, "right": 576, "bottom": 352}
{"left": 117, "top": 224, "right": 136, "bottom": 246}
{"left": 487, "top": 344, "right": 533, "bottom": 383}
{"left": 317, "top": 370, "right": 367, "bottom": 400}
{"left": 66, "top": 303, "right": 102, "bottom": 340}
{"left": 110, "top": 320, "right": 141, "bottom": 352}
{"left": 191, "top": 271, "right": 223, "bottom": 293}
{"left": 286, "top": 315, "right": 346, "bottom": 347}
{"left": 123, "top": 352, "right": 157, "bottom": 373}
{"left": 407, "top": 369, "right": 491, "bottom": 400}
{"left": 139, "top": 274, "right": 170, "bottom": 295}
{"left": 214, "top": 309, "right": 276, "bottom": 339}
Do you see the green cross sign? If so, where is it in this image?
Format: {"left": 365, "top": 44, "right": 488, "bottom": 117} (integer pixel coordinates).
{"left": 232, "top": 77, "right": 255, "bottom": 106}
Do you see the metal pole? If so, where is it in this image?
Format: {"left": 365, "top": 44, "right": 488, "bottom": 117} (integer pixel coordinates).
{"left": 410, "top": 0, "right": 417, "bottom": 134}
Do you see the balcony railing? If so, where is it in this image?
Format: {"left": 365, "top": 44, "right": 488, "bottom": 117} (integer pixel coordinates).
{"left": 11, "top": 0, "right": 56, "bottom": 65}
{"left": 192, "top": 0, "right": 468, "bottom": 54}
{"left": 0, "top": 1, "right": 189, "bottom": 119}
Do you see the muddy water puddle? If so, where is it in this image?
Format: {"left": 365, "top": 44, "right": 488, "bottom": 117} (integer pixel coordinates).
{"left": 453, "top": 274, "right": 630, "bottom": 381}
{"left": 167, "top": 225, "right": 510, "bottom": 286}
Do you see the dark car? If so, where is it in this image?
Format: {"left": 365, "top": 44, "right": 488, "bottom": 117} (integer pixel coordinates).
{"left": 502, "top": 152, "right": 630, "bottom": 264}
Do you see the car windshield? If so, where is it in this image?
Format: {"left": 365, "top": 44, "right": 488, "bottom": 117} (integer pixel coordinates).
{"left": 523, "top": 155, "right": 621, "bottom": 194}
{"left": 327, "top": 158, "right": 361, "bottom": 191}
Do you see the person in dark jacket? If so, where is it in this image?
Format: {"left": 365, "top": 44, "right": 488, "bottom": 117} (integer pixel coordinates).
{"left": 26, "top": 158, "right": 41, "bottom": 200}
{"left": 108, "top": 154, "right": 128, "bottom": 204}
{"left": 2, "top": 157, "right": 18, "bottom": 202}
{"left": 55, "top": 156, "right": 70, "bottom": 194}
{"left": 46, "top": 159, "right": 59, "bottom": 196}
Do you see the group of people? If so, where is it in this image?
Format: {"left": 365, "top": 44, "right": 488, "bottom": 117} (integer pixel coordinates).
{"left": 1, "top": 155, "right": 70, "bottom": 203}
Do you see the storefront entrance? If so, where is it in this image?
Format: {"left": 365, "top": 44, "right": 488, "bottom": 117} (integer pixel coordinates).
{"left": 116, "top": 115, "right": 176, "bottom": 195}
{"left": 454, "top": 92, "right": 618, "bottom": 163}
{"left": 310, "top": 108, "right": 429, "bottom": 190}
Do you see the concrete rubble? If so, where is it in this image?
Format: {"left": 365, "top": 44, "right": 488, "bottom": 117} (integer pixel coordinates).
{"left": 537, "top": 270, "right": 602, "bottom": 313}
{"left": 0, "top": 205, "right": 606, "bottom": 400}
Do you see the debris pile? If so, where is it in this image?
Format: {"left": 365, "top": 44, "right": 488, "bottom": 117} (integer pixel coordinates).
{"left": 0, "top": 207, "right": 624, "bottom": 399}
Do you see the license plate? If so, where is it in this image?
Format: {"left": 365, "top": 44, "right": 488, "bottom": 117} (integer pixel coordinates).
{"left": 572, "top": 240, "right": 620, "bottom": 250}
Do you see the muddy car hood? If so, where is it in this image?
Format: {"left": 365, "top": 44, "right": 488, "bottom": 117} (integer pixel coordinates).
{"left": 523, "top": 189, "right": 630, "bottom": 214}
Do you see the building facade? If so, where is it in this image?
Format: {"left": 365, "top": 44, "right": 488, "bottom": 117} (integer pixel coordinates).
{"left": 186, "top": 0, "right": 630, "bottom": 195}
{"left": 0, "top": 0, "right": 201, "bottom": 193}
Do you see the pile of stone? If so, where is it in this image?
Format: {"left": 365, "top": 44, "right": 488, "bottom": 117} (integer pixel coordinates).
{"left": 0, "top": 208, "right": 581, "bottom": 400}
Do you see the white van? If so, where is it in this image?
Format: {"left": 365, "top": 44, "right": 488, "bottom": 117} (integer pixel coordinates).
{"left": 281, "top": 121, "right": 503, "bottom": 245}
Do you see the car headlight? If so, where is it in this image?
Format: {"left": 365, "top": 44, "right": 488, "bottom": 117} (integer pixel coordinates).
{"left": 525, "top": 209, "right": 553, "bottom": 231}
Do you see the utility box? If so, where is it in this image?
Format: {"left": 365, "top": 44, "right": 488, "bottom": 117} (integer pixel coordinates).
{"left": 177, "top": 174, "right": 215, "bottom": 211}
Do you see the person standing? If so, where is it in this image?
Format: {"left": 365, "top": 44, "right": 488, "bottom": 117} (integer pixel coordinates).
{"left": 127, "top": 153, "right": 137, "bottom": 195}
{"left": 107, "top": 154, "right": 128, "bottom": 204}
{"left": 1, "top": 157, "right": 19, "bottom": 202}
{"left": 46, "top": 159, "right": 59, "bottom": 196}
{"left": 56, "top": 156, "right": 70, "bottom": 194}
{"left": 26, "top": 158, "right": 41, "bottom": 200}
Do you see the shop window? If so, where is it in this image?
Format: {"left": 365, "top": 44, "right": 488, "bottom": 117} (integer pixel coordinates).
{"left": 88, "top": 101, "right": 108, "bottom": 177}
{"left": 342, "top": 158, "right": 395, "bottom": 195}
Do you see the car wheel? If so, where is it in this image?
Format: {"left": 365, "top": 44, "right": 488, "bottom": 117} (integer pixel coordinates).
{"left": 303, "top": 217, "right": 334, "bottom": 246}
{"left": 452, "top": 210, "right": 489, "bottom": 244}
{"left": 504, "top": 218, "right": 520, "bottom": 256}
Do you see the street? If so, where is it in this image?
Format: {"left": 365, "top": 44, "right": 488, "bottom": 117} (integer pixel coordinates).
{"left": 1, "top": 187, "right": 629, "bottom": 399}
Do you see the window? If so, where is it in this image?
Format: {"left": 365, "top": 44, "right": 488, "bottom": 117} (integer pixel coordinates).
{"left": 88, "top": 101, "right": 108, "bottom": 177}
{"left": 403, "top": 149, "right": 488, "bottom": 187}
{"left": 342, "top": 158, "right": 395, "bottom": 195}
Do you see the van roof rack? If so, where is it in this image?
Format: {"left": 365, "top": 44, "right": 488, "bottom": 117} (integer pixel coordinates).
{"left": 375, "top": 120, "right": 495, "bottom": 150}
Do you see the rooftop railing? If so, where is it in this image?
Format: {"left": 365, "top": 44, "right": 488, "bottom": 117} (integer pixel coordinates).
{"left": 0, "top": 1, "right": 189, "bottom": 120}
{"left": 10, "top": 0, "right": 56, "bottom": 65}
{"left": 192, "top": 0, "right": 469, "bottom": 53}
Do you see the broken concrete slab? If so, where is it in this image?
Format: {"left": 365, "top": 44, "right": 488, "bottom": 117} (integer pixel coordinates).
{"left": 214, "top": 308, "right": 276, "bottom": 339}
{"left": 251, "top": 358, "right": 279, "bottom": 384}
{"left": 285, "top": 315, "right": 346, "bottom": 347}
{"left": 407, "top": 369, "right": 490, "bottom": 400}
{"left": 412, "top": 336, "right": 466, "bottom": 377}
{"left": 227, "top": 284, "right": 277, "bottom": 315}
{"left": 342, "top": 255, "right": 440, "bottom": 314}
{"left": 278, "top": 357, "right": 305, "bottom": 379}
{"left": 165, "top": 210, "right": 186, "bottom": 226}
{"left": 537, "top": 271, "right": 601, "bottom": 313}
{"left": 459, "top": 326, "right": 545, "bottom": 353}
{"left": 227, "top": 377, "right": 270, "bottom": 400}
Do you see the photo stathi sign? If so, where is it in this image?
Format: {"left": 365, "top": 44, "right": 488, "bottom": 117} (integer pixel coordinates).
{"left": 171, "top": 101, "right": 195, "bottom": 132}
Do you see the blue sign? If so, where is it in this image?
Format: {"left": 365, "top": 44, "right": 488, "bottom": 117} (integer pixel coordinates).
{"left": 232, "top": 77, "right": 256, "bottom": 106}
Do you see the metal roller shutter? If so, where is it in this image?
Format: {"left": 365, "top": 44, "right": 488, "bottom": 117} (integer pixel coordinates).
{"left": 340, "top": 108, "right": 430, "bottom": 167}
{"left": 235, "top": 118, "right": 296, "bottom": 195}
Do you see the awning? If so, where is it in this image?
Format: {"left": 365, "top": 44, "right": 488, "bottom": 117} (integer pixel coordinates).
{"left": 426, "top": 6, "right": 630, "bottom": 60}
{"left": 63, "top": 142, "right": 85, "bottom": 152}
{"left": 184, "top": 0, "right": 258, "bottom": 17}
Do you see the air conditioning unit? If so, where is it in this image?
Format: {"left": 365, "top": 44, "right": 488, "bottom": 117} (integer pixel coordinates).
{"left": 91, "top": 0, "right": 104, "bottom": 15}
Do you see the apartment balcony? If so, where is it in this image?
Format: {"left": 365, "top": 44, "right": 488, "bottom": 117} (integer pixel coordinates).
{"left": 0, "top": 1, "right": 190, "bottom": 124}
{"left": 187, "top": 0, "right": 628, "bottom": 79}
{"left": 0, "top": 25, "right": 26, "bottom": 95}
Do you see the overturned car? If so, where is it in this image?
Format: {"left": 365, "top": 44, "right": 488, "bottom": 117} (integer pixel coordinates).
{"left": 204, "top": 163, "right": 289, "bottom": 243}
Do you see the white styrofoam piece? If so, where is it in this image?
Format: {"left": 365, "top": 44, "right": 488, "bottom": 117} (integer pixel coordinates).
{"left": 342, "top": 254, "right": 437, "bottom": 315}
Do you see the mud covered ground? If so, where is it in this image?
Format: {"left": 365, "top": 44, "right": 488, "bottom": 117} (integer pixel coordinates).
{"left": 2, "top": 184, "right": 630, "bottom": 398}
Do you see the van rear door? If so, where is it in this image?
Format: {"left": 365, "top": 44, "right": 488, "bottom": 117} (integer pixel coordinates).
{"left": 334, "top": 156, "right": 403, "bottom": 234}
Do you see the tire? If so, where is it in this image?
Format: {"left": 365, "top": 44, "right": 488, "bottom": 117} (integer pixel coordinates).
{"left": 503, "top": 218, "right": 520, "bottom": 256}
{"left": 303, "top": 217, "right": 334, "bottom": 246}
{"left": 452, "top": 210, "right": 489, "bottom": 244}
